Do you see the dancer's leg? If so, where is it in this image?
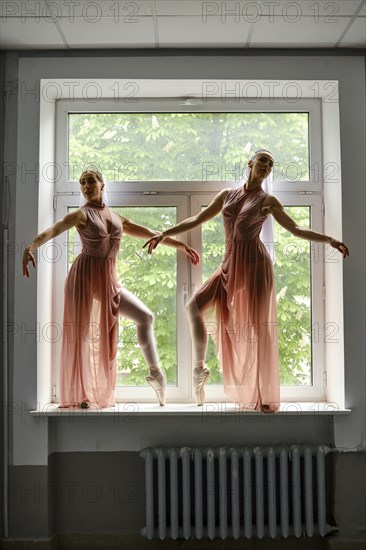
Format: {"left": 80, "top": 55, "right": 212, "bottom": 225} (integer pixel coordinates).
{"left": 118, "top": 288, "right": 165, "bottom": 405}
{"left": 185, "top": 296, "right": 209, "bottom": 367}
{"left": 186, "top": 278, "right": 218, "bottom": 364}
{"left": 186, "top": 283, "right": 217, "bottom": 405}
{"left": 118, "top": 287, "right": 159, "bottom": 367}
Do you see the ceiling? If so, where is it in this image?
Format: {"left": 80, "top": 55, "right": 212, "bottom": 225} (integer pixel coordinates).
{"left": 0, "top": 0, "right": 365, "bottom": 50}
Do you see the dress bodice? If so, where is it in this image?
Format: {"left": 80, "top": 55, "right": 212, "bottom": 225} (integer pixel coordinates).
{"left": 222, "top": 185, "right": 268, "bottom": 242}
{"left": 78, "top": 204, "right": 123, "bottom": 258}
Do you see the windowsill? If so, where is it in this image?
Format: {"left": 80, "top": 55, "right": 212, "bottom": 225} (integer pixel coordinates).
{"left": 29, "top": 402, "right": 352, "bottom": 416}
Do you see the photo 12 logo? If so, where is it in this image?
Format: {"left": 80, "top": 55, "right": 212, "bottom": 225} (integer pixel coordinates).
{"left": 0, "top": 1, "right": 142, "bottom": 24}
{"left": 201, "top": 2, "right": 340, "bottom": 24}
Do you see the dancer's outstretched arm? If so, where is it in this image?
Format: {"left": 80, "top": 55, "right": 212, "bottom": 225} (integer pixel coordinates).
{"left": 265, "top": 196, "right": 349, "bottom": 258}
{"left": 143, "top": 188, "right": 231, "bottom": 255}
{"left": 119, "top": 215, "right": 200, "bottom": 265}
{"left": 22, "top": 209, "right": 87, "bottom": 277}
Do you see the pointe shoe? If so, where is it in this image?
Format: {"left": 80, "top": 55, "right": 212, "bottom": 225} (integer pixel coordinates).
{"left": 193, "top": 366, "right": 210, "bottom": 406}
{"left": 146, "top": 366, "right": 166, "bottom": 406}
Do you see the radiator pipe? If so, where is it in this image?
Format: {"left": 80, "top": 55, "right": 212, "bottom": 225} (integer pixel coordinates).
{"left": 194, "top": 449, "right": 203, "bottom": 539}
{"left": 169, "top": 449, "right": 178, "bottom": 540}
{"left": 181, "top": 447, "right": 190, "bottom": 539}
{"left": 280, "top": 448, "right": 289, "bottom": 537}
{"left": 157, "top": 449, "right": 166, "bottom": 540}
{"left": 206, "top": 449, "right": 215, "bottom": 539}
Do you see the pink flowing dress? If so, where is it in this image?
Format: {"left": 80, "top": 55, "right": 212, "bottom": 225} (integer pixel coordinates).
{"left": 59, "top": 203, "right": 123, "bottom": 408}
{"left": 194, "top": 185, "right": 280, "bottom": 412}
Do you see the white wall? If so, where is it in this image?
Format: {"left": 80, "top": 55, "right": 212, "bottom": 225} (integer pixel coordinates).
{"left": 6, "top": 53, "right": 365, "bottom": 465}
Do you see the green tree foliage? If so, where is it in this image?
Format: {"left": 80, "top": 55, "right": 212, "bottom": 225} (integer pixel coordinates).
{"left": 274, "top": 208, "right": 311, "bottom": 385}
{"left": 69, "top": 112, "right": 308, "bottom": 182}
{"left": 67, "top": 113, "right": 312, "bottom": 388}
{"left": 114, "top": 207, "right": 178, "bottom": 386}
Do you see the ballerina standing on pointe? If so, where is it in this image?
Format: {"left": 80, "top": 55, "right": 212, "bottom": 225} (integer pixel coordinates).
{"left": 23, "top": 169, "right": 199, "bottom": 409}
{"left": 144, "top": 150, "right": 349, "bottom": 413}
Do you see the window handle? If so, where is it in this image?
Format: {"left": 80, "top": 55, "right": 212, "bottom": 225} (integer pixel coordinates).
{"left": 182, "top": 284, "right": 188, "bottom": 306}
{"left": 183, "top": 284, "right": 196, "bottom": 306}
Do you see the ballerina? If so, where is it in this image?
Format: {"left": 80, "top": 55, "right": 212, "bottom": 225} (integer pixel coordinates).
{"left": 144, "top": 150, "right": 349, "bottom": 412}
{"left": 23, "top": 169, "right": 199, "bottom": 408}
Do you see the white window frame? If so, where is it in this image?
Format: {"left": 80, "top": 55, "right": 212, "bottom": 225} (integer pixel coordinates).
{"left": 37, "top": 79, "right": 345, "bottom": 409}
{"left": 55, "top": 97, "right": 322, "bottom": 194}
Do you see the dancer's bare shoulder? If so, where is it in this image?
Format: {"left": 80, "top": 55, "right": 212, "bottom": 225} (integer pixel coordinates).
{"left": 213, "top": 188, "right": 232, "bottom": 205}
{"left": 65, "top": 208, "right": 88, "bottom": 231}
{"left": 199, "top": 188, "right": 232, "bottom": 222}
{"left": 261, "top": 195, "right": 282, "bottom": 217}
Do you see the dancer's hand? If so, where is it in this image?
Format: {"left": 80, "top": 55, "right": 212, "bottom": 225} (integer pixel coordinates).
{"left": 329, "top": 239, "right": 349, "bottom": 259}
{"left": 181, "top": 244, "right": 200, "bottom": 265}
{"left": 143, "top": 232, "right": 166, "bottom": 254}
{"left": 22, "top": 247, "right": 36, "bottom": 277}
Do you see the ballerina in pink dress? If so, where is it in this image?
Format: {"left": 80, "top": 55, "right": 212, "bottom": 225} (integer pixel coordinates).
{"left": 23, "top": 169, "right": 199, "bottom": 408}
{"left": 144, "top": 150, "right": 349, "bottom": 413}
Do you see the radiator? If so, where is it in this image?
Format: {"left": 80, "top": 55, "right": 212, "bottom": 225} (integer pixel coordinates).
{"left": 140, "top": 445, "right": 332, "bottom": 540}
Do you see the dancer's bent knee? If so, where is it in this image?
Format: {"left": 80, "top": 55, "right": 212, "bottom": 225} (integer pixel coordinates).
{"left": 186, "top": 296, "right": 202, "bottom": 320}
{"left": 140, "top": 310, "right": 154, "bottom": 328}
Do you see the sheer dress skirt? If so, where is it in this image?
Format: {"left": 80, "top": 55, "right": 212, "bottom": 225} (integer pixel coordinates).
{"left": 194, "top": 236, "right": 280, "bottom": 413}
{"left": 60, "top": 254, "right": 122, "bottom": 408}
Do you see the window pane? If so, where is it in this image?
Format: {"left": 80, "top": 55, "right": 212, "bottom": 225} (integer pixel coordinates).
{"left": 274, "top": 206, "right": 311, "bottom": 386}
{"left": 115, "top": 207, "right": 177, "bottom": 387}
{"left": 201, "top": 206, "right": 312, "bottom": 387}
{"left": 68, "top": 113, "right": 309, "bottom": 182}
{"left": 67, "top": 206, "right": 178, "bottom": 387}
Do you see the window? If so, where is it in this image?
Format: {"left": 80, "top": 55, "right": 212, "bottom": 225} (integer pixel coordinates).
{"left": 52, "top": 95, "right": 327, "bottom": 403}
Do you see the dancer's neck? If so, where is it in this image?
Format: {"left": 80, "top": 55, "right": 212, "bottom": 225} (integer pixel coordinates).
{"left": 87, "top": 200, "right": 105, "bottom": 208}
{"left": 244, "top": 174, "right": 264, "bottom": 191}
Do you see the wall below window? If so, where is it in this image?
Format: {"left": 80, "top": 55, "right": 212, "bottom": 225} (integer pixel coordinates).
{"left": 6, "top": 450, "right": 366, "bottom": 545}
{"left": 1, "top": 49, "right": 365, "bottom": 542}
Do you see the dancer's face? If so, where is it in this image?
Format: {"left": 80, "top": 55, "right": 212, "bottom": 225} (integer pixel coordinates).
{"left": 80, "top": 172, "right": 104, "bottom": 202}
{"left": 248, "top": 152, "right": 274, "bottom": 179}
